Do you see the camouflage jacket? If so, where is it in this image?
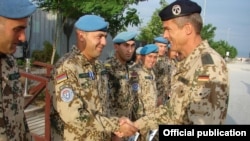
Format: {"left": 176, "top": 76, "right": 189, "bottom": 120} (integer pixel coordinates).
{"left": 49, "top": 46, "right": 119, "bottom": 141}
{"left": 136, "top": 40, "right": 229, "bottom": 130}
{"left": 0, "top": 54, "right": 30, "bottom": 141}
{"left": 134, "top": 66, "right": 157, "bottom": 119}
{"left": 104, "top": 57, "right": 139, "bottom": 120}
{"left": 153, "top": 55, "right": 171, "bottom": 105}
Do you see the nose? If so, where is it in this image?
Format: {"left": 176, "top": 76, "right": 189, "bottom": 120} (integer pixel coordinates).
{"left": 163, "top": 31, "right": 169, "bottom": 40}
{"left": 18, "top": 31, "right": 26, "bottom": 42}
{"left": 101, "top": 37, "right": 107, "bottom": 46}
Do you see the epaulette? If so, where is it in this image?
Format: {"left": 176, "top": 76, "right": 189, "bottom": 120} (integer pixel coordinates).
{"left": 201, "top": 53, "right": 214, "bottom": 65}
{"left": 104, "top": 63, "right": 111, "bottom": 68}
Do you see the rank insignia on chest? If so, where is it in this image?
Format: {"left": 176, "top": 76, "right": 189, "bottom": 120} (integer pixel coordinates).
{"left": 8, "top": 72, "right": 20, "bottom": 80}
{"left": 198, "top": 75, "right": 210, "bottom": 82}
{"left": 56, "top": 73, "right": 68, "bottom": 83}
{"left": 178, "top": 76, "right": 189, "bottom": 85}
{"left": 79, "top": 73, "right": 89, "bottom": 78}
{"left": 145, "top": 76, "right": 153, "bottom": 80}
{"left": 88, "top": 71, "right": 95, "bottom": 80}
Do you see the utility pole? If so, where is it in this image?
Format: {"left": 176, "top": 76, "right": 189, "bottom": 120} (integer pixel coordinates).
{"left": 203, "top": 0, "right": 206, "bottom": 23}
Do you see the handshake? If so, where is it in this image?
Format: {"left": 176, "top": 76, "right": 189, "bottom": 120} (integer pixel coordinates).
{"left": 114, "top": 117, "right": 139, "bottom": 138}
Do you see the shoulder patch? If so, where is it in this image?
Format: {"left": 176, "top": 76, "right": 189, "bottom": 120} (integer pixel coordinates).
{"left": 201, "top": 53, "right": 214, "bottom": 65}
{"left": 56, "top": 73, "right": 68, "bottom": 83}
{"left": 60, "top": 87, "right": 74, "bottom": 102}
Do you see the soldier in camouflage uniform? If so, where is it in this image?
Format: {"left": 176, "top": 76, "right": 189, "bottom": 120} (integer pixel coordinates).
{"left": 0, "top": 0, "right": 36, "bottom": 140}
{"left": 164, "top": 47, "right": 178, "bottom": 99}
{"left": 129, "top": 47, "right": 143, "bottom": 68}
{"left": 133, "top": 44, "right": 159, "bottom": 141}
{"left": 133, "top": 0, "right": 229, "bottom": 132}
{"left": 153, "top": 36, "right": 171, "bottom": 106}
{"left": 104, "top": 31, "right": 139, "bottom": 141}
{"left": 49, "top": 15, "right": 137, "bottom": 141}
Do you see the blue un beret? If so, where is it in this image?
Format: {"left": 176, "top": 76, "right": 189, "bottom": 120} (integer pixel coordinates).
{"left": 75, "top": 15, "right": 109, "bottom": 32}
{"left": 159, "top": 0, "right": 201, "bottom": 21}
{"left": 154, "top": 36, "right": 169, "bottom": 44}
{"left": 136, "top": 47, "right": 143, "bottom": 55}
{"left": 0, "top": 0, "right": 36, "bottom": 19}
{"left": 113, "top": 31, "right": 137, "bottom": 43}
{"left": 140, "top": 44, "right": 158, "bottom": 55}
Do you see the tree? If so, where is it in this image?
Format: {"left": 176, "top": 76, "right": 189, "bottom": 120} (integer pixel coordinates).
{"left": 201, "top": 24, "right": 237, "bottom": 58}
{"left": 32, "top": 0, "right": 148, "bottom": 63}
{"left": 137, "top": 0, "right": 168, "bottom": 44}
{"left": 33, "top": 0, "right": 146, "bottom": 37}
{"left": 210, "top": 40, "right": 237, "bottom": 58}
{"left": 201, "top": 23, "right": 216, "bottom": 44}
{"left": 136, "top": 3, "right": 238, "bottom": 58}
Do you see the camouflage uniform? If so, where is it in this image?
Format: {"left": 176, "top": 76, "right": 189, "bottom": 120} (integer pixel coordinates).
{"left": 153, "top": 55, "right": 171, "bottom": 105}
{"left": 104, "top": 57, "right": 139, "bottom": 141}
{"left": 136, "top": 40, "right": 229, "bottom": 130}
{"left": 165, "top": 58, "right": 178, "bottom": 98}
{"left": 134, "top": 66, "right": 158, "bottom": 141}
{"left": 104, "top": 57, "right": 139, "bottom": 120}
{"left": 134, "top": 67, "right": 157, "bottom": 119}
{"left": 50, "top": 46, "right": 119, "bottom": 141}
{"left": 0, "top": 54, "right": 31, "bottom": 141}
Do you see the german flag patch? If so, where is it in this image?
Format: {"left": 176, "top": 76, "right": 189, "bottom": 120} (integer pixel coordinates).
{"left": 56, "top": 73, "right": 68, "bottom": 83}
{"left": 198, "top": 75, "right": 210, "bottom": 81}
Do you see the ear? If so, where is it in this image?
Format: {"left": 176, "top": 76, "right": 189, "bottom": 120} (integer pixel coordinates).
{"left": 77, "top": 30, "right": 85, "bottom": 41}
{"left": 184, "top": 23, "right": 192, "bottom": 35}
{"left": 114, "top": 44, "right": 119, "bottom": 51}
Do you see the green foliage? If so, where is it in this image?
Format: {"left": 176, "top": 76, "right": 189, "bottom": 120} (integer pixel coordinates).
{"left": 136, "top": 3, "right": 238, "bottom": 59}
{"left": 137, "top": 0, "right": 168, "bottom": 43}
{"left": 31, "top": 41, "right": 59, "bottom": 64}
{"left": 201, "top": 24, "right": 216, "bottom": 42}
{"left": 32, "top": 0, "right": 147, "bottom": 37}
{"left": 201, "top": 25, "right": 237, "bottom": 58}
{"left": 210, "top": 40, "right": 237, "bottom": 58}
{"left": 16, "top": 59, "right": 25, "bottom": 67}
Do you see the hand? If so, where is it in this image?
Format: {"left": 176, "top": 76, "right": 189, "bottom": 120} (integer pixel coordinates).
{"left": 111, "top": 134, "right": 123, "bottom": 141}
{"left": 114, "top": 117, "right": 138, "bottom": 137}
{"left": 157, "top": 96, "right": 163, "bottom": 106}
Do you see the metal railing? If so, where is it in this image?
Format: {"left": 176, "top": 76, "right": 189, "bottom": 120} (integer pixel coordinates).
{"left": 20, "top": 61, "right": 53, "bottom": 141}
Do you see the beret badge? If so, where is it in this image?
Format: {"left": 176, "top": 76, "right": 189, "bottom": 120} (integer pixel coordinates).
{"left": 172, "top": 5, "right": 182, "bottom": 16}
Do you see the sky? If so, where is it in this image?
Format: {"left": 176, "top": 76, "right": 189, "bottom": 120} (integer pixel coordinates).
{"left": 128, "top": 0, "right": 250, "bottom": 58}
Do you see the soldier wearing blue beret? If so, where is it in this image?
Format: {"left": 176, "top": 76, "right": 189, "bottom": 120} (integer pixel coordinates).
{"left": 104, "top": 31, "right": 139, "bottom": 140}
{"left": 136, "top": 47, "right": 143, "bottom": 55}
{"left": 49, "top": 15, "right": 137, "bottom": 141}
{"left": 133, "top": 44, "right": 159, "bottom": 141}
{"left": 74, "top": 15, "right": 108, "bottom": 32}
{"left": 129, "top": 46, "right": 143, "bottom": 68}
{"left": 140, "top": 44, "right": 158, "bottom": 55}
{"left": 153, "top": 35, "right": 172, "bottom": 119}
{"left": 113, "top": 31, "right": 137, "bottom": 44}
{"left": 154, "top": 36, "right": 168, "bottom": 45}
{"left": 132, "top": 0, "right": 229, "bottom": 137}
{"left": 0, "top": 0, "right": 36, "bottom": 140}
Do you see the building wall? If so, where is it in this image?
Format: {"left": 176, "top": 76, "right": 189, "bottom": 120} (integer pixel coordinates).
{"left": 25, "top": 9, "right": 114, "bottom": 61}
